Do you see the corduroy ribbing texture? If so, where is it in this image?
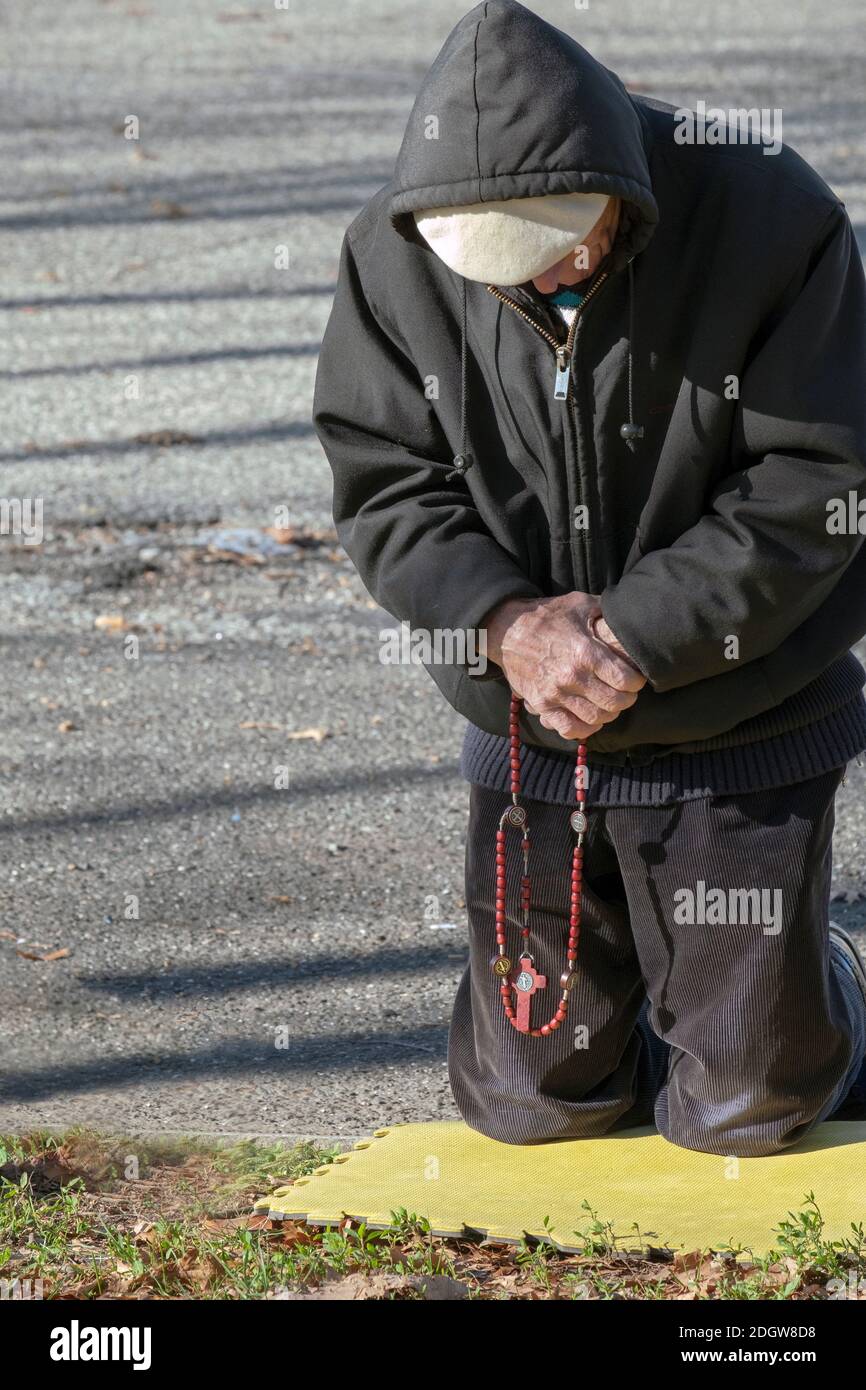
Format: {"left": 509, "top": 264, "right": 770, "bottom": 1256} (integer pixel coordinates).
{"left": 448, "top": 771, "right": 866, "bottom": 1156}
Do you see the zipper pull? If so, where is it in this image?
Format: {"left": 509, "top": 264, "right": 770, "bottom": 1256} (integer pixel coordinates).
{"left": 553, "top": 346, "right": 571, "bottom": 401}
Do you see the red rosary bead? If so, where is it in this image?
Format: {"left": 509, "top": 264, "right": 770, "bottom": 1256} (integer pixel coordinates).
{"left": 494, "top": 692, "right": 589, "bottom": 1038}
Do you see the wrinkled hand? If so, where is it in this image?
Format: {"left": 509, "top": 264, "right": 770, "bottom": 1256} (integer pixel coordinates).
{"left": 483, "top": 593, "right": 647, "bottom": 741}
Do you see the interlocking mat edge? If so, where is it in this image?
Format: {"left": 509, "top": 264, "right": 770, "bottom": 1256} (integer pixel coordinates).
{"left": 253, "top": 1119, "right": 866, "bottom": 1254}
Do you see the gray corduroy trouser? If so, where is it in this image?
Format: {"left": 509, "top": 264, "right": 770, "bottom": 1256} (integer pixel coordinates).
{"left": 448, "top": 768, "right": 866, "bottom": 1157}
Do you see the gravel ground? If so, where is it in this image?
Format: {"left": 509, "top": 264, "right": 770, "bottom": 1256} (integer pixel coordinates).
{"left": 1, "top": 0, "right": 864, "bottom": 1136}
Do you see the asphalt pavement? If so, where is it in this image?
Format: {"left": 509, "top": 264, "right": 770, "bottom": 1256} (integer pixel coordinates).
{"left": 1, "top": 0, "right": 864, "bottom": 1137}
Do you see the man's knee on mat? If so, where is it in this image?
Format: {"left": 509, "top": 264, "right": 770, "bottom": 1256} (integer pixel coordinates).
{"left": 657, "top": 1079, "right": 839, "bottom": 1158}
{"left": 461, "top": 1109, "right": 637, "bottom": 1147}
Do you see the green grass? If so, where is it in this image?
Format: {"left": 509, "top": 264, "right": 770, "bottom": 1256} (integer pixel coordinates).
{"left": 1, "top": 1132, "right": 864, "bottom": 1300}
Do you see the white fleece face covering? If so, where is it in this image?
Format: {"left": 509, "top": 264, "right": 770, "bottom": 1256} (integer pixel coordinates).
{"left": 414, "top": 191, "right": 610, "bottom": 285}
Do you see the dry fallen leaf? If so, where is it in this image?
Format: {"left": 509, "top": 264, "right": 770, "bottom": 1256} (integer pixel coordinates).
{"left": 136, "top": 1226, "right": 163, "bottom": 1248}
{"left": 54, "top": 1279, "right": 103, "bottom": 1300}
{"left": 177, "top": 1250, "right": 223, "bottom": 1290}
{"left": 16, "top": 947, "right": 70, "bottom": 962}
{"left": 133, "top": 428, "right": 201, "bottom": 447}
{"left": 205, "top": 546, "right": 266, "bottom": 567}
{"left": 149, "top": 198, "right": 190, "bottom": 219}
{"left": 762, "top": 1258, "right": 800, "bottom": 1288}
{"left": 201, "top": 1213, "right": 274, "bottom": 1234}
{"left": 672, "top": 1249, "right": 704, "bottom": 1273}
{"left": 275, "top": 1270, "right": 468, "bottom": 1300}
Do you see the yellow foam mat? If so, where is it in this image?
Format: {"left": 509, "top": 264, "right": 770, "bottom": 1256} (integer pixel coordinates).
{"left": 255, "top": 1120, "right": 866, "bottom": 1253}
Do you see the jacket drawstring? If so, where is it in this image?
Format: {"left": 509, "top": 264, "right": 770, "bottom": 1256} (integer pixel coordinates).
{"left": 619, "top": 257, "right": 644, "bottom": 452}
{"left": 445, "top": 275, "right": 473, "bottom": 480}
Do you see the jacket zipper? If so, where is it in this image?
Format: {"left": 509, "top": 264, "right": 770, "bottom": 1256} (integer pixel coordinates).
{"left": 486, "top": 269, "right": 615, "bottom": 593}
{"left": 486, "top": 270, "right": 610, "bottom": 401}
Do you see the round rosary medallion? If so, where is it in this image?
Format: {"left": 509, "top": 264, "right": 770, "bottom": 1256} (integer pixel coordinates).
{"left": 570, "top": 810, "right": 587, "bottom": 833}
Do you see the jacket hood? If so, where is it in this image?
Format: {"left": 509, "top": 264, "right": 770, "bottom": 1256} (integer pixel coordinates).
{"left": 390, "top": 0, "right": 658, "bottom": 270}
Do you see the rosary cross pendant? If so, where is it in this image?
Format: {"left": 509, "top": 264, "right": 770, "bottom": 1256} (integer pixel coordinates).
{"left": 510, "top": 956, "right": 547, "bottom": 1033}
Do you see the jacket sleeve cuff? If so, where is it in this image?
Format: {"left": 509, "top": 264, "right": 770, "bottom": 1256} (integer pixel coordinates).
{"left": 467, "top": 659, "right": 504, "bottom": 682}
{"left": 461, "top": 576, "right": 545, "bottom": 681}
{"left": 598, "top": 589, "right": 661, "bottom": 688}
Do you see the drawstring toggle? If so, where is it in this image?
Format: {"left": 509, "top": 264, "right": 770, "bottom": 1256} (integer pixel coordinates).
{"left": 446, "top": 452, "right": 472, "bottom": 480}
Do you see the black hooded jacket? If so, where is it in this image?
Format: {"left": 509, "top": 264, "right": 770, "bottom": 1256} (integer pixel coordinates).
{"left": 312, "top": 0, "right": 866, "bottom": 760}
